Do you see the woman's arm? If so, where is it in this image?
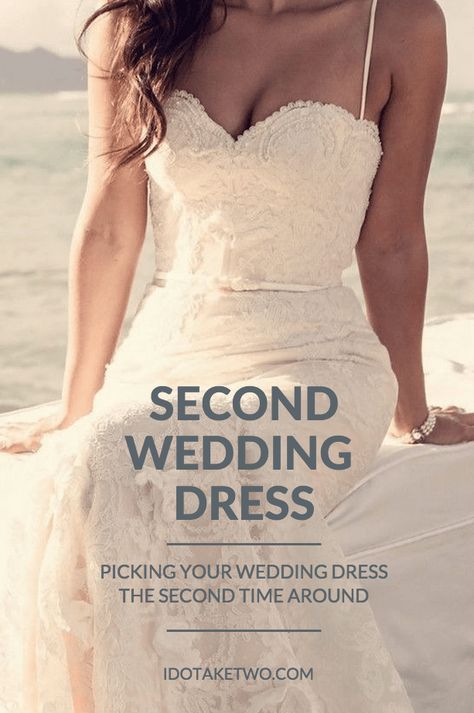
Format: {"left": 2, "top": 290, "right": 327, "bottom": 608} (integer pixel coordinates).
{"left": 356, "top": 1, "right": 473, "bottom": 444}
{"left": 62, "top": 12, "right": 148, "bottom": 424}
{"left": 1, "top": 12, "right": 147, "bottom": 452}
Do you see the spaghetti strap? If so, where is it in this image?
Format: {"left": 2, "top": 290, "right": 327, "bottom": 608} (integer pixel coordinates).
{"left": 360, "top": 0, "right": 378, "bottom": 120}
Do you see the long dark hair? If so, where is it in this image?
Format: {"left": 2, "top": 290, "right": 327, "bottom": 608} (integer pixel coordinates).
{"left": 79, "top": 1, "right": 224, "bottom": 167}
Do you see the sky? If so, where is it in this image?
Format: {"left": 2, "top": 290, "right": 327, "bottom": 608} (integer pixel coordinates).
{"left": 1, "top": 0, "right": 473, "bottom": 91}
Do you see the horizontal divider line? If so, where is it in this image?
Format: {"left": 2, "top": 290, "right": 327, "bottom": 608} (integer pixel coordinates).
{"left": 166, "top": 542, "right": 322, "bottom": 546}
{"left": 167, "top": 628, "right": 322, "bottom": 633}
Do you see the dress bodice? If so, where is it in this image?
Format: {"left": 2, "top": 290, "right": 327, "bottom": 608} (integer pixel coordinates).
{"left": 145, "top": 90, "right": 382, "bottom": 292}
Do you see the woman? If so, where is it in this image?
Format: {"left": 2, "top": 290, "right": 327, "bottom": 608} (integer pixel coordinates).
{"left": 1, "top": 0, "right": 473, "bottom": 711}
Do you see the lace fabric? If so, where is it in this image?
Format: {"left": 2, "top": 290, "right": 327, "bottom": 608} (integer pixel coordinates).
{"left": 146, "top": 91, "right": 382, "bottom": 292}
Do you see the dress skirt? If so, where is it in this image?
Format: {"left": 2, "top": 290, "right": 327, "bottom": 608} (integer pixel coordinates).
{"left": 0, "top": 282, "right": 416, "bottom": 713}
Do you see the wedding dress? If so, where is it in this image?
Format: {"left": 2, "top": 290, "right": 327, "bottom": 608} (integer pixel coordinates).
{"left": 0, "top": 0, "right": 416, "bottom": 710}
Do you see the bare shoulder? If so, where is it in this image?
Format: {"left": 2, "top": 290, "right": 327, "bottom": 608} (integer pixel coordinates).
{"left": 378, "top": 0, "right": 445, "bottom": 33}
{"left": 372, "top": 0, "right": 446, "bottom": 80}
{"left": 376, "top": 0, "right": 446, "bottom": 69}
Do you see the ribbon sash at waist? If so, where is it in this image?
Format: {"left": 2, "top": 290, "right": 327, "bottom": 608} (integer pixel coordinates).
{"left": 152, "top": 271, "right": 341, "bottom": 293}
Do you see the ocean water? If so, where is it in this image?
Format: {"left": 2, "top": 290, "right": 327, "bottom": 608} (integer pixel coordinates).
{"left": 0, "top": 92, "right": 473, "bottom": 411}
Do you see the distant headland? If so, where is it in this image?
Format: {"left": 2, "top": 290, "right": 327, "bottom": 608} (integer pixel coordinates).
{"left": 0, "top": 46, "right": 86, "bottom": 93}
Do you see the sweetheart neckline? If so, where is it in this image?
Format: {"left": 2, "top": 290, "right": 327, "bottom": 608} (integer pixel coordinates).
{"left": 170, "top": 88, "right": 382, "bottom": 149}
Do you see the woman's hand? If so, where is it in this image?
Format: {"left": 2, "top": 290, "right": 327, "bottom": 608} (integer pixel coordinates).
{"left": 423, "top": 407, "right": 474, "bottom": 445}
{"left": 0, "top": 409, "right": 78, "bottom": 455}
{"left": 391, "top": 406, "right": 474, "bottom": 445}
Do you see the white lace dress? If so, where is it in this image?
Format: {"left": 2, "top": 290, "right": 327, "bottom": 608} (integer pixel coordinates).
{"left": 0, "top": 89, "right": 416, "bottom": 713}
